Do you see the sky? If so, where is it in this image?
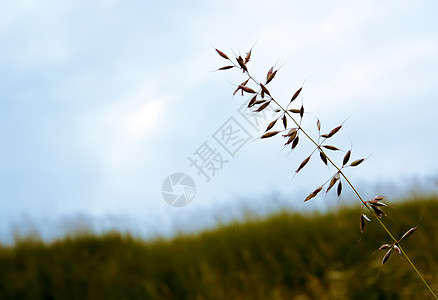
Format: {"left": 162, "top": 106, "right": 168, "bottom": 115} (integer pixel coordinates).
{"left": 1, "top": 0, "right": 438, "bottom": 243}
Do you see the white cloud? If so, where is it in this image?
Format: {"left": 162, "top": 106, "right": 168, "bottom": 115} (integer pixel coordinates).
{"left": 77, "top": 84, "right": 166, "bottom": 171}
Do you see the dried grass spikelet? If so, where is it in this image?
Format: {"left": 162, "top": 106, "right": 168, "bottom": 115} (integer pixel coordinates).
{"left": 289, "top": 108, "right": 301, "bottom": 114}
{"left": 261, "top": 131, "right": 280, "bottom": 139}
{"left": 350, "top": 158, "right": 365, "bottom": 167}
{"left": 282, "top": 115, "right": 287, "bottom": 129}
{"left": 239, "top": 85, "right": 256, "bottom": 94}
{"left": 266, "top": 67, "right": 277, "bottom": 84}
{"left": 326, "top": 173, "right": 340, "bottom": 192}
{"left": 291, "top": 87, "right": 302, "bottom": 102}
{"left": 244, "top": 48, "right": 252, "bottom": 64}
{"left": 321, "top": 125, "right": 342, "bottom": 138}
{"left": 337, "top": 181, "right": 342, "bottom": 197}
{"left": 284, "top": 128, "right": 298, "bottom": 137}
{"left": 218, "top": 65, "right": 234, "bottom": 70}
{"left": 236, "top": 55, "right": 248, "bottom": 72}
{"left": 265, "top": 119, "right": 278, "bottom": 132}
{"left": 296, "top": 155, "right": 310, "bottom": 173}
{"left": 319, "top": 151, "right": 328, "bottom": 165}
{"left": 305, "top": 186, "right": 323, "bottom": 202}
{"left": 382, "top": 248, "right": 393, "bottom": 265}
{"left": 291, "top": 135, "right": 300, "bottom": 149}
{"left": 255, "top": 101, "right": 271, "bottom": 112}
{"left": 215, "top": 48, "right": 229, "bottom": 60}
{"left": 400, "top": 227, "right": 417, "bottom": 241}
{"left": 248, "top": 95, "right": 257, "bottom": 108}
{"left": 360, "top": 214, "right": 370, "bottom": 233}
{"left": 379, "top": 244, "right": 391, "bottom": 250}
{"left": 343, "top": 150, "right": 351, "bottom": 166}
{"left": 371, "top": 205, "right": 386, "bottom": 218}
{"left": 323, "top": 145, "right": 340, "bottom": 151}
{"left": 285, "top": 131, "right": 298, "bottom": 146}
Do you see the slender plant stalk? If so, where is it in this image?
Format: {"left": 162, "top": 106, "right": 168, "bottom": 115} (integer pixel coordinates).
{"left": 214, "top": 47, "right": 438, "bottom": 299}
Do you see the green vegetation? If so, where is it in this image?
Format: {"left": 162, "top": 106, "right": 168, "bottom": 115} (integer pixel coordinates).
{"left": 0, "top": 196, "right": 437, "bottom": 299}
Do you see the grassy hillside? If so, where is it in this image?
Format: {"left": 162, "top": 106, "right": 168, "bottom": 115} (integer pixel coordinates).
{"left": 1, "top": 196, "right": 438, "bottom": 299}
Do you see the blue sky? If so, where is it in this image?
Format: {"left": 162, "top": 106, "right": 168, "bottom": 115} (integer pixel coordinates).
{"left": 1, "top": 0, "right": 438, "bottom": 242}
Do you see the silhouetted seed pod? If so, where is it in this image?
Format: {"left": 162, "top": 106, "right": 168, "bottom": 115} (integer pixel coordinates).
{"left": 394, "top": 245, "right": 401, "bottom": 255}
{"left": 379, "top": 244, "right": 391, "bottom": 250}
{"left": 254, "top": 100, "right": 266, "bottom": 105}
{"left": 236, "top": 56, "right": 248, "bottom": 72}
{"left": 374, "top": 196, "right": 384, "bottom": 201}
{"left": 320, "top": 151, "right": 328, "bottom": 165}
{"left": 300, "top": 105, "right": 304, "bottom": 118}
{"left": 239, "top": 85, "right": 256, "bottom": 94}
{"left": 261, "top": 131, "right": 280, "bottom": 139}
{"left": 317, "top": 119, "right": 321, "bottom": 131}
{"left": 368, "top": 199, "right": 386, "bottom": 207}
{"left": 400, "top": 227, "right": 417, "bottom": 241}
{"left": 255, "top": 101, "right": 270, "bottom": 112}
{"left": 291, "top": 136, "right": 299, "bottom": 149}
{"left": 323, "top": 145, "right": 340, "bottom": 151}
{"left": 289, "top": 109, "right": 301, "bottom": 114}
{"left": 218, "top": 66, "right": 234, "bottom": 70}
{"left": 360, "top": 214, "right": 371, "bottom": 233}
{"left": 245, "top": 49, "right": 252, "bottom": 64}
{"left": 382, "top": 248, "right": 392, "bottom": 265}
{"left": 326, "top": 175, "right": 339, "bottom": 192}
{"left": 325, "top": 125, "right": 342, "bottom": 138}
{"left": 350, "top": 158, "right": 364, "bottom": 167}
{"left": 248, "top": 95, "right": 257, "bottom": 108}
{"left": 291, "top": 87, "right": 302, "bottom": 102}
{"left": 215, "top": 49, "right": 229, "bottom": 60}
{"left": 282, "top": 115, "right": 287, "bottom": 129}
{"left": 360, "top": 215, "right": 366, "bottom": 232}
{"left": 305, "top": 186, "right": 323, "bottom": 202}
{"left": 343, "top": 150, "right": 351, "bottom": 166}
{"left": 337, "top": 181, "right": 342, "bottom": 197}
{"left": 285, "top": 134, "right": 296, "bottom": 146}
{"left": 266, "top": 70, "right": 277, "bottom": 84}
{"left": 266, "top": 66, "right": 274, "bottom": 80}
{"left": 284, "top": 128, "right": 297, "bottom": 137}
{"left": 371, "top": 206, "right": 386, "bottom": 217}
{"left": 296, "top": 156, "right": 310, "bottom": 173}
{"left": 265, "top": 119, "right": 277, "bottom": 132}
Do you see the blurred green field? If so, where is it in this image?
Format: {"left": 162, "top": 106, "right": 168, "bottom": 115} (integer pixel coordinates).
{"left": 1, "top": 196, "right": 437, "bottom": 300}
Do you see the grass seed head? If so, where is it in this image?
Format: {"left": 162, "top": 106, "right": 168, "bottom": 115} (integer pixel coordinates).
{"left": 350, "top": 158, "right": 364, "bottom": 167}
{"left": 323, "top": 145, "right": 340, "bottom": 151}
{"left": 296, "top": 156, "right": 310, "bottom": 173}
{"left": 218, "top": 65, "right": 234, "bottom": 70}
{"left": 400, "top": 227, "right": 417, "bottom": 241}
{"left": 291, "top": 135, "right": 299, "bottom": 149}
{"left": 343, "top": 150, "right": 351, "bottom": 166}
{"left": 320, "top": 151, "right": 328, "bottom": 165}
{"left": 266, "top": 119, "right": 277, "bottom": 132}
{"left": 291, "top": 87, "right": 302, "bottom": 102}
{"left": 382, "top": 248, "right": 392, "bottom": 265}
{"left": 215, "top": 48, "right": 229, "bottom": 60}
{"left": 255, "top": 101, "right": 271, "bottom": 112}
{"left": 261, "top": 131, "right": 280, "bottom": 139}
